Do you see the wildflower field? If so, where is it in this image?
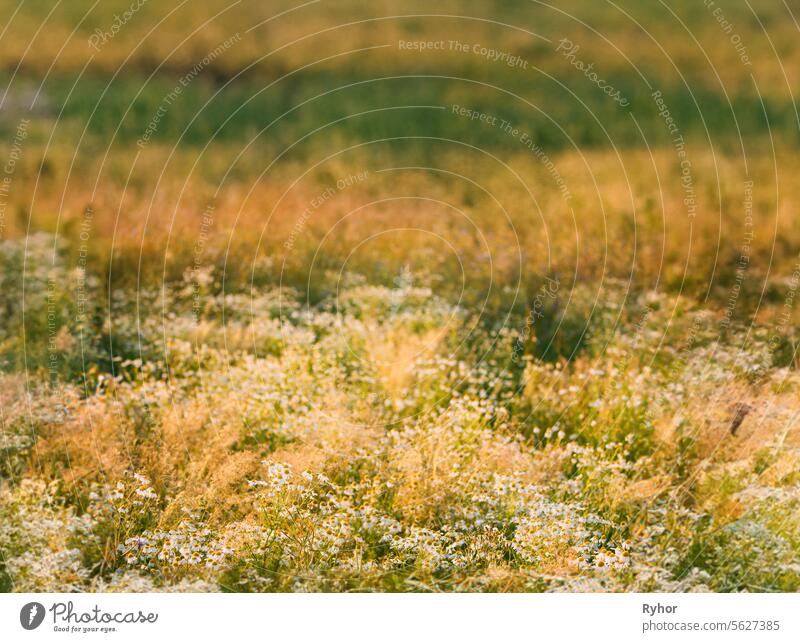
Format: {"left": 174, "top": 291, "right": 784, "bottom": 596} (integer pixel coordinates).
{"left": 1, "top": 0, "right": 799, "bottom": 593}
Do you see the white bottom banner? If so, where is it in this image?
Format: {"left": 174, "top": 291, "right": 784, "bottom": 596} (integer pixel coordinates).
{"left": 1, "top": 593, "right": 798, "bottom": 641}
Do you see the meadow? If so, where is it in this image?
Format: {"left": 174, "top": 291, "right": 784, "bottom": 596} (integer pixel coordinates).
{"left": 1, "top": 0, "right": 799, "bottom": 592}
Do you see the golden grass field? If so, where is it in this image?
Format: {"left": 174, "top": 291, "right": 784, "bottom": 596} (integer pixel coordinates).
{"left": 1, "top": 0, "right": 799, "bottom": 592}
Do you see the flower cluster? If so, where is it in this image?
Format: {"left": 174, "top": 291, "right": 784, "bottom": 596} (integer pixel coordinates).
{"left": 1, "top": 264, "right": 799, "bottom": 592}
